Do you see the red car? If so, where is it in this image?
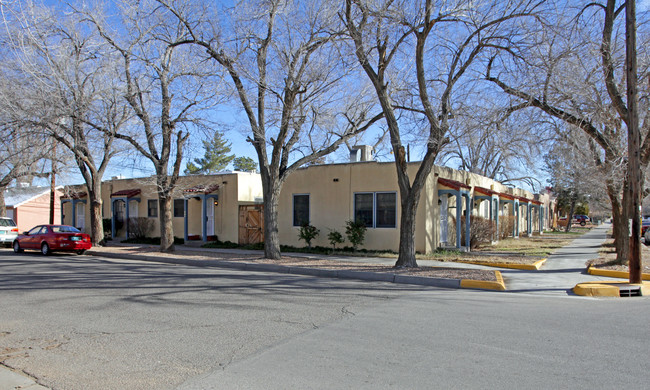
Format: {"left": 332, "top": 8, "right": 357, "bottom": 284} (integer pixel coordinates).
{"left": 13, "top": 224, "right": 92, "bottom": 255}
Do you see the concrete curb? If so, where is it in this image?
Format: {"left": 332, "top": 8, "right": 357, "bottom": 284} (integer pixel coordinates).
{"left": 460, "top": 271, "right": 506, "bottom": 291}
{"left": 455, "top": 258, "right": 546, "bottom": 271}
{"left": 573, "top": 281, "right": 650, "bottom": 297}
{"left": 587, "top": 265, "right": 650, "bottom": 281}
{"left": 87, "top": 249, "right": 505, "bottom": 291}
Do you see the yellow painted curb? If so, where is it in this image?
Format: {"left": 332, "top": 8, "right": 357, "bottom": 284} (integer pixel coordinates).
{"left": 457, "top": 258, "right": 546, "bottom": 271}
{"left": 460, "top": 271, "right": 506, "bottom": 291}
{"left": 587, "top": 265, "right": 650, "bottom": 281}
{"left": 573, "top": 281, "right": 650, "bottom": 297}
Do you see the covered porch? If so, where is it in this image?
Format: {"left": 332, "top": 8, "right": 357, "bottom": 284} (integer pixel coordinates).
{"left": 473, "top": 186, "right": 500, "bottom": 243}
{"left": 110, "top": 189, "right": 141, "bottom": 239}
{"left": 437, "top": 177, "right": 471, "bottom": 251}
{"left": 60, "top": 191, "right": 87, "bottom": 232}
{"left": 183, "top": 184, "right": 220, "bottom": 242}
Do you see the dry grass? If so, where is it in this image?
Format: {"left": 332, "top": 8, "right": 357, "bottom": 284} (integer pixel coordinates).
{"left": 473, "top": 236, "right": 574, "bottom": 256}
{"left": 418, "top": 251, "right": 538, "bottom": 265}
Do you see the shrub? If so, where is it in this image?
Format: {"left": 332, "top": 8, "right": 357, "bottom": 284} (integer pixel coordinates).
{"left": 298, "top": 223, "right": 320, "bottom": 248}
{"left": 345, "top": 220, "right": 367, "bottom": 251}
{"left": 460, "top": 216, "right": 495, "bottom": 249}
{"left": 203, "top": 240, "right": 239, "bottom": 249}
{"left": 102, "top": 218, "right": 112, "bottom": 237}
{"left": 128, "top": 217, "right": 155, "bottom": 239}
{"left": 327, "top": 229, "right": 345, "bottom": 250}
{"left": 498, "top": 215, "right": 516, "bottom": 239}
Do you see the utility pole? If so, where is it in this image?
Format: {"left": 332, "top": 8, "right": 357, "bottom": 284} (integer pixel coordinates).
{"left": 49, "top": 144, "right": 56, "bottom": 225}
{"left": 626, "top": 0, "right": 641, "bottom": 284}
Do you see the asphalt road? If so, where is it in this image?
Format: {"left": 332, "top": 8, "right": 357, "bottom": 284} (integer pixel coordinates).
{"left": 1, "top": 250, "right": 649, "bottom": 390}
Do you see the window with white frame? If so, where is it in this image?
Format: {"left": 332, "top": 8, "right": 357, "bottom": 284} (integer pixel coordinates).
{"left": 293, "top": 194, "right": 310, "bottom": 226}
{"left": 148, "top": 199, "right": 158, "bottom": 218}
{"left": 354, "top": 192, "right": 396, "bottom": 228}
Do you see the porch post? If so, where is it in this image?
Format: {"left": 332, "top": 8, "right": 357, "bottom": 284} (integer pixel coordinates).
{"left": 71, "top": 200, "right": 77, "bottom": 229}
{"left": 201, "top": 195, "right": 207, "bottom": 242}
{"left": 456, "top": 191, "right": 462, "bottom": 249}
{"left": 125, "top": 198, "right": 130, "bottom": 238}
{"left": 184, "top": 198, "right": 189, "bottom": 242}
{"left": 512, "top": 199, "right": 519, "bottom": 238}
{"left": 465, "top": 194, "right": 471, "bottom": 250}
{"left": 494, "top": 197, "right": 499, "bottom": 242}
{"left": 111, "top": 199, "right": 116, "bottom": 239}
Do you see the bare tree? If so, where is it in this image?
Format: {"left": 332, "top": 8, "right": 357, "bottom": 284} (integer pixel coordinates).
{"left": 0, "top": 20, "right": 52, "bottom": 212}
{"left": 0, "top": 123, "right": 52, "bottom": 215}
{"left": 486, "top": 0, "right": 650, "bottom": 264}
{"left": 6, "top": 7, "right": 128, "bottom": 245}
{"left": 0, "top": 3, "right": 125, "bottom": 244}
{"left": 439, "top": 104, "right": 552, "bottom": 191}
{"left": 544, "top": 129, "right": 606, "bottom": 231}
{"left": 344, "top": 0, "right": 540, "bottom": 267}
{"left": 158, "top": 0, "right": 383, "bottom": 259}
{"left": 85, "top": 0, "right": 218, "bottom": 252}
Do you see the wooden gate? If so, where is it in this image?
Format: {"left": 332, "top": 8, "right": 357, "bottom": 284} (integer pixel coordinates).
{"left": 239, "top": 205, "right": 264, "bottom": 245}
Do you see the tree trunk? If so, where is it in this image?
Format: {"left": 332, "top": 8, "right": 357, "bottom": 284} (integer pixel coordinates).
{"left": 394, "top": 191, "right": 419, "bottom": 268}
{"left": 607, "top": 181, "right": 628, "bottom": 265}
{"left": 262, "top": 183, "right": 281, "bottom": 260}
{"left": 0, "top": 189, "right": 6, "bottom": 218}
{"left": 159, "top": 195, "right": 175, "bottom": 252}
{"left": 565, "top": 198, "right": 576, "bottom": 233}
{"left": 88, "top": 182, "right": 104, "bottom": 246}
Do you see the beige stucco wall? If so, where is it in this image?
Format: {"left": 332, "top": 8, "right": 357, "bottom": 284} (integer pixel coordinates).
{"left": 64, "top": 172, "right": 263, "bottom": 242}
{"left": 61, "top": 163, "right": 553, "bottom": 251}
{"left": 279, "top": 162, "right": 427, "bottom": 252}
{"left": 279, "top": 161, "right": 552, "bottom": 253}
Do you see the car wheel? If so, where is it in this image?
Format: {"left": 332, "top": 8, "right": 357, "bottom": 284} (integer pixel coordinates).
{"left": 76, "top": 250, "right": 86, "bottom": 255}
{"left": 580, "top": 221, "right": 586, "bottom": 226}
{"left": 13, "top": 241, "right": 23, "bottom": 253}
{"left": 41, "top": 242, "right": 51, "bottom": 256}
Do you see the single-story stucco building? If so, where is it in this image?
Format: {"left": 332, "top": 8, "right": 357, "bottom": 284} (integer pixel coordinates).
{"left": 276, "top": 158, "right": 551, "bottom": 253}
{"left": 61, "top": 150, "right": 552, "bottom": 253}
{"left": 62, "top": 171, "right": 264, "bottom": 244}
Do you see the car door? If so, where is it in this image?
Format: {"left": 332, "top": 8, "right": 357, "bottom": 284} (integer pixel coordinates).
{"left": 37, "top": 226, "right": 51, "bottom": 249}
{"left": 23, "top": 226, "right": 43, "bottom": 249}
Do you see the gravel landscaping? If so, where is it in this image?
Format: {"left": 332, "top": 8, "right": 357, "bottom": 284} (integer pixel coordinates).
{"left": 588, "top": 238, "right": 650, "bottom": 273}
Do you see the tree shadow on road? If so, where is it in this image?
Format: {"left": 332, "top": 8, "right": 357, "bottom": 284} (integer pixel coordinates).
{"left": 0, "top": 250, "right": 430, "bottom": 308}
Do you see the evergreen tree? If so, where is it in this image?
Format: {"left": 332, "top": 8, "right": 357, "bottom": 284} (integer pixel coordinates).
{"left": 232, "top": 156, "right": 258, "bottom": 172}
{"left": 185, "top": 131, "right": 235, "bottom": 174}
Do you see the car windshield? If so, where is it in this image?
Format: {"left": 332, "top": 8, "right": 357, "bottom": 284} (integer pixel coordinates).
{"left": 51, "top": 226, "right": 81, "bottom": 233}
{"left": 0, "top": 218, "right": 16, "bottom": 227}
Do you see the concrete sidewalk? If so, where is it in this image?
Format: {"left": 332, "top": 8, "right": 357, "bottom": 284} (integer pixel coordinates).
{"left": 0, "top": 364, "right": 47, "bottom": 390}
{"left": 499, "top": 223, "right": 620, "bottom": 295}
